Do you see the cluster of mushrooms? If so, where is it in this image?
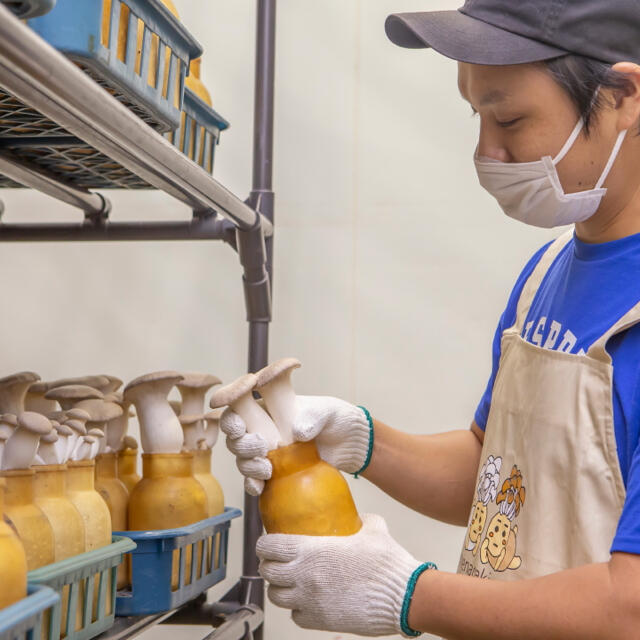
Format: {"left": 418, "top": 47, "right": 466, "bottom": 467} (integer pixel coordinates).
{"left": 0, "top": 371, "right": 225, "bottom": 471}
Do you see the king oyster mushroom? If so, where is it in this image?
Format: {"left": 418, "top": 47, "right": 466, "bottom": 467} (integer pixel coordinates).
{"left": 123, "top": 371, "right": 185, "bottom": 453}
{"left": 0, "top": 372, "right": 40, "bottom": 415}
{"left": 209, "top": 373, "right": 281, "bottom": 451}
{"left": 2, "top": 412, "right": 52, "bottom": 470}
{"left": 255, "top": 358, "right": 302, "bottom": 446}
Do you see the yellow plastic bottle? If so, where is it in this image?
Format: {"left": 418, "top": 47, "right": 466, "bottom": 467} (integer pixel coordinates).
{"left": 1, "top": 468, "right": 55, "bottom": 570}
{"left": 128, "top": 453, "right": 207, "bottom": 587}
{"left": 33, "top": 464, "right": 86, "bottom": 633}
{"left": 192, "top": 448, "right": 224, "bottom": 517}
{"left": 116, "top": 447, "right": 141, "bottom": 494}
{"left": 259, "top": 440, "right": 362, "bottom": 536}
{"left": 0, "top": 478, "right": 27, "bottom": 610}
{"left": 94, "top": 453, "right": 128, "bottom": 589}
{"left": 185, "top": 58, "right": 212, "bottom": 105}
{"left": 67, "top": 460, "right": 114, "bottom": 620}
{"left": 67, "top": 460, "right": 112, "bottom": 550}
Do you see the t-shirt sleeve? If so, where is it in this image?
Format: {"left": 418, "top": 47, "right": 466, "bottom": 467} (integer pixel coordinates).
{"left": 609, "top": 325, "right": 640, "bottom": 555}
{"left": 474, "top": 241, "right": 553, "bottom": 431}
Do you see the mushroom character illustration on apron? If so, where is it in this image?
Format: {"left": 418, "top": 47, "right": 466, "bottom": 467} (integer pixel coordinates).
{"left": 458, "top": 230, "right": 632, "bottom": 582}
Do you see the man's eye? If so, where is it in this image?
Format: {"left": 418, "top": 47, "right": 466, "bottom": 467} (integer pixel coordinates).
{"left": 497, "top": 117, "right": 522, "bottom": 128}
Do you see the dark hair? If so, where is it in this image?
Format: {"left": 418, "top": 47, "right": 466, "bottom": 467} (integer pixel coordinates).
{"left": 543, "top": 55, "right": 638, "bottom": 136}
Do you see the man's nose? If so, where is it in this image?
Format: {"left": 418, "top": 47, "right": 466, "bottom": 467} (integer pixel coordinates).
{"left": 477, "top": 127, "right": 511, "bottom": 162}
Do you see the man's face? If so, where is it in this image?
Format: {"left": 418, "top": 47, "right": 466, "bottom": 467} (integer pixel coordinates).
{"left": 457, "top": 62, "right": 622, "bottom": 198}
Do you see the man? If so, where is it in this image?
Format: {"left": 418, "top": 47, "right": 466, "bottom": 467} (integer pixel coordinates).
{"left": 222, "top": 1, "right": 640, "bottom": 637}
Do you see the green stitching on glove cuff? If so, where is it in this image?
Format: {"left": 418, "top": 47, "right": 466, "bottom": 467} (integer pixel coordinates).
{"left": 400, "top": 562, "right": 438, "bottom": 637}
{"left": 353, "top": 405, "right": 374, "bottom": 478}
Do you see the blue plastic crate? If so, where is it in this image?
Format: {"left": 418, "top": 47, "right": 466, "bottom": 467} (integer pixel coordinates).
{"left": 0, "top": 584, "right": 59, "bottom": 640}
{"left": 114, "top": 507, "right": 241, "bottom": 615}
{"left": 165, "top": 88, "right": 229, "bottom": 174}
{"left": 28, "top": 0, "right": 202, "bottom": 131}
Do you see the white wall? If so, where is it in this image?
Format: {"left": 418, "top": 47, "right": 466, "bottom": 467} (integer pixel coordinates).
{"left": 1, "top": 1, "right": 560, "bottom": 638}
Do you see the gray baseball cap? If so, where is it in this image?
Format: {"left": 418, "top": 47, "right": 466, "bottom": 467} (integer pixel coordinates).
{"left": 385, "top": 0, "right": 640, "bottom": 66}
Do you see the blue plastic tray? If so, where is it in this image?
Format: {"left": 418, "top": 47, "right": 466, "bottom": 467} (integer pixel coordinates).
{"left": 28, "top": 0, "right": 202, "bottom": 131}
{"left": 0, "top": 584, "right": 59, "bottom": 640}
{"left": 166, "top": 88, "right": 229, "bottom": 174}
{"left": 114, "top": 507, "right": 241, "bottom": 615}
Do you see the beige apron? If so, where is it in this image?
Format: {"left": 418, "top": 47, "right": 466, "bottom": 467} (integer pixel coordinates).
{"left": 458, "top": 230, "right": 637, "bottom": 581}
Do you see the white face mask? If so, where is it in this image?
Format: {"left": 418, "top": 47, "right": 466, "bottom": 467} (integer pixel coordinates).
{"left": 474, "top": 118, "right": 628, "bottom": 229}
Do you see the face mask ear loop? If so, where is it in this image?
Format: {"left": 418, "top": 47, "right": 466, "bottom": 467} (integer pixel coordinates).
{"left": 552, "top": 118, "right": 585, "bottom": 165}
{"left": 595, "top": 128, "right": 628, "bottom": 189}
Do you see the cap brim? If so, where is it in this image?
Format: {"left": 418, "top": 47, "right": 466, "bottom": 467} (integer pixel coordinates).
{"left": 385, "top": 11, "right": 569, "bottom": 65}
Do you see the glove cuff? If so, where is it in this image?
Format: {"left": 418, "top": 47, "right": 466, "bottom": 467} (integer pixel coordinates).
{"left": 400, "top": 562, "right": 438, "bottom": 637}
{"left": 352, "top": 405, "right": 374, "bottom": 478}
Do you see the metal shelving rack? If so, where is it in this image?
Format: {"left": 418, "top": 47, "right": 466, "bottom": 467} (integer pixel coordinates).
{"left": 0, "top": 1, "right": 275, "bottom": 638}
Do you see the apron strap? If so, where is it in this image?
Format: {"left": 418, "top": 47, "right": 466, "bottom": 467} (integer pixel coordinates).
{"left": 512, "top": 230, "right": 574, "bottom": 333}
{"left": 587, "top": 300, "right": 640, "bottom": 364}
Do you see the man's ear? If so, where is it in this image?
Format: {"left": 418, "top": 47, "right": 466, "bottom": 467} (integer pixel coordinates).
{"left": 611, "top": 62, "right": 640, "bottom": 131}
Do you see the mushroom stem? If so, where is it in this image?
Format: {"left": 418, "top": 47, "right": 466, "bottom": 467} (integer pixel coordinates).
{"left": 210, "top": 374, "right": 281, "bottom": 450}
{"left": 255, "top": 358, "right": 302, "bottom": 447}
{"left": 35, "top": 432, "right": 61, "bottom": 466}
{"left": 123, "top": 372, "right": 184, "bottom": 454}
{"left": 180, "top": 415, "right": 205, "bottom": 450}
{"left": 2, "top": 413, "right": 52, "bottom": 470}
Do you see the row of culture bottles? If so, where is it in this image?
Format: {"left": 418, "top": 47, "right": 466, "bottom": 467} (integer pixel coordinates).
{"left": 0, "top": 369, "right": 226, "bottom": 609}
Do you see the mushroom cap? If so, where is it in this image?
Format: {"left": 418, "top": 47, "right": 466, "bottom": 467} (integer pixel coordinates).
{"left": 121, "top": 435, "right": 138, "bottom": 450}
{"left": 65, "top": 408, "right": 91, "bottom": 422}
{"left": 209, "top": 373, "right": 257, "bottom": 409}
{"left": 53, "top": 422, "right": 73, "bottom": 436}
{"left": 46, "top": 411, "right": 68, "bottom": 422}
{"left": 100, "top": 375, "right": 123, "bottom": 393}
{"left": 177, "top": 372, "right": 222, "bottom": 390}
{"left": 87, "top": 427, "right": 104, "bottom": 438}
{"left": 35, "top": 375, "right": 110, "bottom": 393}
{"left": 64, "top": 419, "right": 87, "bottom": 435}
{"left": 40, "top": 430, "right": 58, "bottom": 444}
{"left": 45, "top": 385, "right": 104, "bottom": 402}
{"left": 27, "top": 382, "right": 49, "bottom": 394}
{"left": 17, "top": 412, "right": 52, "bottom": 435}
{"left": 0, "top": 372, "right": 40, "bottom": 387}
{"left": 0, "top": 414, "right": 18, "bottom": 427}
{"left": 103, "top": 391, "right": 125, "bottom": 405}
{"left": 179, "top": 414, "right": 202, "bottom": 426}
{"left": 255, "top": 357, "right": 301, "bottom": 390}
{"left": 124, "top": 371, "right": 182, "bottom": 399}
{"left": 75, "top": 399, "right": 123, "bottom": 423}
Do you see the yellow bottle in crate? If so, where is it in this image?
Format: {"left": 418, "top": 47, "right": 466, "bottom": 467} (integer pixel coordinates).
{"left": 0, "top": 478, "right": 28, "bottom": 610}
{"left": 185, "top": 58, "right": 212, "bottom": 106}
{"left": 116, "top": 446, "right": 141, "bottom": 494}
{"left": 94, "top": 452, "right": 128, "bottom": 589}
{"left": 1, "top": 468, "right": 55, "bottom": 571}
{"left": 259, "top": 440, "right": 363, "bottom": 536}
{"left": 128, "top": 453, "right": 207, "bottom": 588}
{"left": 67, "top": 460, "right": 112, "bottom": 550}
{"left": 33, "top": 464, "right": 85, "bottom": 560}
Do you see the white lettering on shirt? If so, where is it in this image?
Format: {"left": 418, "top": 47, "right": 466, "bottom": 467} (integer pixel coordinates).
{"left": 532, "top": 317, "right": 547, "bottom": 347}
{"left": 543, "top": 321, "right": 562, "bottom": 350}
{"left": 558, "top": 330, "right": 577, "bottom": 353}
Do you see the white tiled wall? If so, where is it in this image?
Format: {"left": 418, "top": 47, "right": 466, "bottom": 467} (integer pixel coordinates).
{"left": 0, "top": 1, "right": 559, "bottom": 638}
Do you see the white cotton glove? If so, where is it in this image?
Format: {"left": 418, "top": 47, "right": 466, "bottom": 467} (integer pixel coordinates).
{"left": 257, "top": 513, "right": 433, "bottom": 637}
{"left": 220, "top": 395, "right": 372, "bottom": 496}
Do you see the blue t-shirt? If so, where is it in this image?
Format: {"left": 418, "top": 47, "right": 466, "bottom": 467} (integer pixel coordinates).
{"left": 475, "top": 231, "right": 640, "bottom": 555}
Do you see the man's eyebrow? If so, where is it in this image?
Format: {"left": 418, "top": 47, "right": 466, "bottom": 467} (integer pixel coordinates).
{"left": 458, "top": 88, "right": 510, "bottom": 107}
{"left": 479, "top": 89, "right": 509, "bottom": 106}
